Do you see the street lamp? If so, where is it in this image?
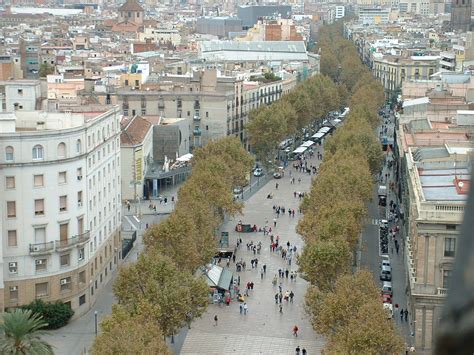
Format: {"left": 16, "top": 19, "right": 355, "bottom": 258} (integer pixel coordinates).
{"left": 94, "top": 311, "right": 98, "bottom": 336}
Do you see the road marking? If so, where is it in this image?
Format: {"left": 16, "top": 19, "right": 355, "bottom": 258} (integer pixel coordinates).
{"left": 124, "top": 215, "right": 138, "bottom": 230}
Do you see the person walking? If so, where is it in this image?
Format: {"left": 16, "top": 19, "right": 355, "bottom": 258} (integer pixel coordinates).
{"left": 273, "top": 218, "right": 277, "bottom": 228}
{"left": 293, "top": 325, "right": 299, "bottom": 337}
{"left": 302, "top": 348, "right": 307, "bottom": 355}
{"left": 214, "top": 315, "right": 218, "bottom": 326}
{"left": 400, "top": 308, "right": 404, "bottom": 321}
{"left": 279, "top": 304, "right": 283, "bottom": 313}
{"left": 275, "top": 293, "right": 279, "bottom": 304}
{"left": 243, "top": 303, "right": 248, "bottom": 315}
{"left": 240, "top": 303, "right": 243, "bottom": 314}
{"left": 290, "top": 291, "right": 294, "bottom": 303}
{"left": 261, "top": 268, "right": 264, "bottom": 279}
{"left": 404, "top": 309, "right": 408, "bottom": 321}
{"left": 296, "top": 345, "right": 301, "bottom": 355}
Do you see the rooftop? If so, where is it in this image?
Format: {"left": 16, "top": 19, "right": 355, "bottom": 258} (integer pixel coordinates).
{"left": 121, "top": 115, "right": 152, "bottom": 146}
{"left": 118, "top": 0, "right": 144, "bottom": 12}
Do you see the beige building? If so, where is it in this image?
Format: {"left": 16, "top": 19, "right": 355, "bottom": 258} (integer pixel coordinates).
{"left": 372, "top": 53, "right": 439, "bottom": 99}
{"left": 114, "top": 69, "right": 294, "bottom": 149}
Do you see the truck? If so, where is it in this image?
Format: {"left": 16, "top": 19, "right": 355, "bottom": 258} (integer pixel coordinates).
{"left": 378, "top": 185, "right": 387, "bottom": 207}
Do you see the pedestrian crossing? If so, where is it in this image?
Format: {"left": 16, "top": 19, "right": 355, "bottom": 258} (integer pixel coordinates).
{"left": 364, "top": 218, "right": 386, "bottom": 226}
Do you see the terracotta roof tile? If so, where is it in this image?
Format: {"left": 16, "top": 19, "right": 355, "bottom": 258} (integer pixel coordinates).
{"left": 120, "top": 115, "right": 152, "bottom": 146}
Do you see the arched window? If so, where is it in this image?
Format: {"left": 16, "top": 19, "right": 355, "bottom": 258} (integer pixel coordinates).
{"left": 5, "top": 146, "right": 14, "bottom": 162}
{"left": 76, "top": 139, "right": 82, "bottom": 154}
{"left": 32, "top": 145, "right": 44, "bottom": 160}
{"left": 57, "top": 142, "right": 66, "bottom": 158}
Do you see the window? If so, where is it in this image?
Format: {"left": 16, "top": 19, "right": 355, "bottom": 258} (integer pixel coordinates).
{"left": 60, "top": 223, "right": 69, "bottom": 243}
{"left": 6, "top": 176, "right": 15, "bottom": 189}
{"left": 79, "top": 271, "right": 86, "bottom": 284}
{"left": 77, "top": 167, "right": 82, "bottom": 180}
{"left": 79, "top": 294, "right": 86, "bottom": 306}
{"left": 59, "top": 171, "right": 67, "bottom": 184}
{"left": 35, "top": 258, "right": 47, "bottom": 272}
{"left": 17, "top": 89, "right": 23, "bottom": 95}
{"left": 34, "top": 199, "right": 45, "bottom": 216}
{"left": 443, "top": 269, "right": 452, "bottom": 289}
{"left": 34, "top": 174, "right": 44, "bottom": 187}
{"left": 78, "top": 247, "right": 85, "bottom": 261}
{"left": 5, "top": 146, "right": 14, "bottom": 162}
{"left": 32, "top": 145, "right": 44, "bottom": 160}
{"left": 59, "top": 195, "right": 67, "bottom": 212}
{"left": 78, "top": 191, "right": 83, "bottom": 207}
{"left": 60, "top": 277, "right": 72, "bottom": 291}
{"left": 57, "top": 142, "right": 66, "bottom": 158}
{"left": 76, "top": 139, "right": 82, "bottom": 154}
{"left": 7, "top": 201, "right": 16, "bottom": 218}
{"left": 35, "top": 282, "right": 48, "bottom": 298}
{"left": 444, "top": 238, "right": 456, "bottom": 257}
{"left": 9, "top": 261, "right": 17, "bottom": 273}
{"left": 8, "top": 230, "right": 17, "bottom": 247}
{"left": 9, "top": 286, "right": 18, "bottom": 300}
{"left": 60, "top": 254, "right": 70, "bottom": 267}
{"left": 446, "top": 224, "right": 456, "bottom": 230}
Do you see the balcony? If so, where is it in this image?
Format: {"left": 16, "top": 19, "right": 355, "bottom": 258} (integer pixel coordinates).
{"left": 437, "top": 287, "right": 448, "bottom": 296}
{"left": 193, "top": 128, "right": 201, "bottom": 136}
{"left": 55, "top": 231, "right": 90, "bottom": 251}
{"left": 193, "top": 114, "right": 200, "bottom": 121}
{"left": 29, "top": 241, "right": 55, "bottom": 255}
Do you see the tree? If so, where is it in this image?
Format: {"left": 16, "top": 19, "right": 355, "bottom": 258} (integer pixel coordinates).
{"left": 0, "top": 308, "right": 53, "bottom": 355}
{"left": 22, "top": 299, "right": 74, "bottom": 330}
{"left": 113, "top": 251, "right": 209, "bottom": 338}
{"left": 92, "top": 305, "right": 171, "bottom": 355}
{"left": 39, "top": 63, "right": 54, "bottom": 78}
{"left": 324, "top": 301, "right": 405, "bottom": 354}
{"left": 298, "top": 238, "right": 351, "bottom": 290}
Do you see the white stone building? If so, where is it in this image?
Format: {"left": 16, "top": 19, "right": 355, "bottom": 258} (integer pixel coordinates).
{"left": 0, "top": 106, "right": 122, "bottom": 316}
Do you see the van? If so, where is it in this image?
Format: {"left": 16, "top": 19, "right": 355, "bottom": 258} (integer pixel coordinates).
{"left": 380, "top": 265, "right": 392, "bottom": 281}
{"left": 382, "top": 281, "right": 392, "bottom": 295}
{"left": 383, "top": 303, "right": 393, "bottom": 319}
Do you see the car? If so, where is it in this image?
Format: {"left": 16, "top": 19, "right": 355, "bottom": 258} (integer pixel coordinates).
{"left": 273, "top": 172, "right": 282, "bottom": 179}
{"left": 382, "top": 293, "right": 392, "bottom": 304}
{"left": 380, "top": 265, "right": 392, "bottom": 281}
{"left": 233, "top": 186, "right": 243, "bottom": 198}
{"left": 381, "top": 281, "right": 393, "bottom": 296}
{"left": 383, "top": 303, "right": 393, "bottom": 319}
{"left": 253, "top": 168, "right": 264, "bottom": 177}
{"left": 381, "top": 256, "right": 391, "bottom": 268}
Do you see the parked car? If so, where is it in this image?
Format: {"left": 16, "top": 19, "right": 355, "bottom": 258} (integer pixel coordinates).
{"left": 253, "top": 168, "right": 263, "bottom": 177}
{"left": 380, "top": 265, "right": 392, "bottom": 281}
{"left": 233, "top": 186, "right": 243, "bottom": 198}
{"left": 383, "top": 303, "right": 393, "bottom": 319}
{"left": 381, "top": 281, "right": 393, "bottom": 296}
{"left": 382, "top": 293, "right": 392, "bottom": 304}
{"left": 381, "top": 255, "right": 391, "bottom": 268}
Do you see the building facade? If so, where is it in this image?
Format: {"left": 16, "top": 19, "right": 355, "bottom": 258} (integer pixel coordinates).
{"left": 0, "top": 106, "right": 122, "bottom": 316}
{"left": 451, "top": 0, "right": 471, "bottom": 32}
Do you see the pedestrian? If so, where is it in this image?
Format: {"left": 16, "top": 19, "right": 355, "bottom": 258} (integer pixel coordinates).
{"left": 290, "top": 291, "right": 294, "bottom": 303}
{"left": 279, "top": 304, "right": 283, "bottom": 313}
{"left": 240, "top": 303, "right": 243, "bottom": 314}
{"left": 243, "top": 302, "right": 248, "bottom": 315}
{"left": 276, "top": 182, "right": 279, "bottom": 190}
{"left": 275, "top": 293, "right": 279, "bottom": 304}
{"left": 296, "top": 345, "right": 301, "bottom": 355}
{"left": 285, "top": 269, "right": 289, "bottom": 278}
{"left": 298, "top": 177, "right": 301, "bottom": 184}
{"left": 279, "top": 292, "right": 283, "bottom": 303}
{"left": 273, "top": 218, "right": 277, "bottom": 227}
{"left": 302, "top": 348, "right": 307, "bottom": 355}
{"left": 404, "top": 309, "right": 408, "bottom": 321}
{"left": 261, "top": 268, "right": 264, "bottom": 279}
{"left": 263, "top": 264, "right": 266, "bottom": 273}
{"left": 293, "top": 325, "right": 299, "bottom": 337}
{"left": 214, "top": 315, "right": 218, "bottom": 326}
{"left": 400, "top": 308, "right": 404, "bottom": 321}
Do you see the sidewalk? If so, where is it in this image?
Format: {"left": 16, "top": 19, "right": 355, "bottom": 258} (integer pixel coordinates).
{"left": 42, "top": 185, "right": 182, "bottom": 354}
{"left": 180, "top": 148, "right": 326, "bottom": 354}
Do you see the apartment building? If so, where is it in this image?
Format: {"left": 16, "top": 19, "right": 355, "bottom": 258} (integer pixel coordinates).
{"left": 115, "top": 69, "right": 289, "bottom": 149}
{"left": 396, "top": 96, "right": 473, "bottom": 351}
{"left": 372, "top": 54, "right": 439, "bottom": 99}
{"left": 0, "top": 106, "right": 122, "bottom": 316}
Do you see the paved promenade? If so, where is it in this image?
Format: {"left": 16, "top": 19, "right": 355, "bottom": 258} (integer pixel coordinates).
{"left": 181, "top": 150, "right": 325, "bottom": 354}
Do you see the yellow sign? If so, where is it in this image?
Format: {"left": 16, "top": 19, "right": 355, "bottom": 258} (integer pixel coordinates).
{"left": 135, "top": 148, "right": 143, "bottom": 182}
